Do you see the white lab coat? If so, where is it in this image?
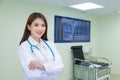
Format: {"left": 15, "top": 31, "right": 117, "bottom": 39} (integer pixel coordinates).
{"left": 18, "top": 36, "right": 64, "bottom": 80}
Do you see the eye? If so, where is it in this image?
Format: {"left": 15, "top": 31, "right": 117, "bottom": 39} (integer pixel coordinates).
{"left": 41, "top": 24, "right": 46, "bottom": 27}
{"left": 34, "top": 23, "right": 39, "bottom": 26}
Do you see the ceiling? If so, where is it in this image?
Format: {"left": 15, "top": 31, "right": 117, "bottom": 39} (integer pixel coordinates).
{"left": 23, "top": 0, "right": 120, "bottom": 15}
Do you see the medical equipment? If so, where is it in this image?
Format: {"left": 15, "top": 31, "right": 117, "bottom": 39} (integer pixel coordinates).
{"left": 27, "top": 39, "right": 40, "bottom": 53}
{"left": 71, "top": 46, "right": 112, "bottom": 80}
{"left": 27, "top": 39, "right": 55, "bottom": 60}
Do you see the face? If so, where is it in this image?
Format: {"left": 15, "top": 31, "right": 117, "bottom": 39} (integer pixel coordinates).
{"left": 28, "top": 18, "right": 46, "bottom": 41}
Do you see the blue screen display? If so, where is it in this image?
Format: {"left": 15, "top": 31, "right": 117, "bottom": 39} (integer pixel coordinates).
{"left": 54, "top": 15, "right": 90, "bottom": 43}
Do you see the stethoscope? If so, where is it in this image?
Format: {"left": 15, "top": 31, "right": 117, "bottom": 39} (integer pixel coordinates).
{"left": 27, "top": 39, "right": 55, "bottom": 61}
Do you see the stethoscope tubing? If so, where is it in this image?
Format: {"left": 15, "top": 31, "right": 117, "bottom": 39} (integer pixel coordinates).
{"left": 27, "top": 39, "right": 55, "bottom": 61}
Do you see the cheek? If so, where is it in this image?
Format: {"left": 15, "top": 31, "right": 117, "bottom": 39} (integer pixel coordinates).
{"left": 30, "top": 28, "right": 36, "bottom": 34}
{"left": 44, "top": 28, "right": 46, "bottom": 32}
{"left": 42, "top": 27, "right": 46, "bottom": 32}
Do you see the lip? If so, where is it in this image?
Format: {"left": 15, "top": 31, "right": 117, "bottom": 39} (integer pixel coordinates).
{"left": 36, "top": 31, "right": 42, "bottom": 35}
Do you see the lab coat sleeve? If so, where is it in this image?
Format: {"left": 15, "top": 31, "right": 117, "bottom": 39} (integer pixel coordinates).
{"left": 43, "top": 42, "right": 64, "bottom": 73}
{"left": 18, "top": 44, "right": 45, "bottom": 80}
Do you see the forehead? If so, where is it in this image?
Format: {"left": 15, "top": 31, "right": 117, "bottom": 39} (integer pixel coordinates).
{"left": 32, "top": 18, "right": 45, "bottom": 24}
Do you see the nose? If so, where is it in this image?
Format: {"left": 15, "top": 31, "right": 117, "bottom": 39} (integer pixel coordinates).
{"left": 38, "top": 25, "right": 43, "bottom": 29}
{"left": 38, "top": 24, "right": 45, "bottom": 30}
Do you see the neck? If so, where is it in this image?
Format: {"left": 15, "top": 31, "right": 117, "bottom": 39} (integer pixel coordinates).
{"left": 36, "top": 39, "right": 40, "bottom": 44}
{"left": 31, "top": 35, "right": 40, "bottom": 44}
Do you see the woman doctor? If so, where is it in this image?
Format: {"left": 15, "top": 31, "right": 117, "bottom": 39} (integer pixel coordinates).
{"left": 18, "top": 12, "right": 64, "bottom": 80}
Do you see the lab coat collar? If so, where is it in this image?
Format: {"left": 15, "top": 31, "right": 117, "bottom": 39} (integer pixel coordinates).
{"left": 28, "top": 36, "right": 43, "bottom": 46}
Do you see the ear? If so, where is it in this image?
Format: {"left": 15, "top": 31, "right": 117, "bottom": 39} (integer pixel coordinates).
{"left": 27, "top": 24, "right": 31, "bottom": 30}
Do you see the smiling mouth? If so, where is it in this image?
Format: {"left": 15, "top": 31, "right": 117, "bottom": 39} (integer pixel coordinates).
{"left": 36, "top": 32, "right": 42, "bottom": 35}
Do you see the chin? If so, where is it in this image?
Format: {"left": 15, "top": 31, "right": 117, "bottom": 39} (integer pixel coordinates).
{"left": 38, "top": 36, "right": 42, "bottom": 39}
{"left": 35, "top": 34, "right": 43, "bottom": 39}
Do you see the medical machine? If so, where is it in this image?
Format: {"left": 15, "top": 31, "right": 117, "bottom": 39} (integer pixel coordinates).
{"left": 71, "top": 46, "right": 112, "bottom": 80}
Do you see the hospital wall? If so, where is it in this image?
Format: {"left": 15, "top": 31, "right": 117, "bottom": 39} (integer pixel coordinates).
{"left": 0, "top": 0, "right": 120, "bottom": 80}
{"left": 95, "top": 14, "right": 120, "bottom": 79}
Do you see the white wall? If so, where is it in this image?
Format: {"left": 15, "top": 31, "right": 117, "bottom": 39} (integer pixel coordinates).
{"left": 96, "top": 14, "right": 120, "bottom": 75}
{"left": 2, "top": 0, "right": 119, "bottom": 80}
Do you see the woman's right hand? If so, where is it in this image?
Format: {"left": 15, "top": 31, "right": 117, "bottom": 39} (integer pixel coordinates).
{"left": 28, "top": 60, "right": 45, "bottom": 70}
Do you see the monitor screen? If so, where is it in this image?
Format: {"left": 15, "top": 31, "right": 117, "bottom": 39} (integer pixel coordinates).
{"left": 54, "top": 15, "right": 90, "bottom": 43}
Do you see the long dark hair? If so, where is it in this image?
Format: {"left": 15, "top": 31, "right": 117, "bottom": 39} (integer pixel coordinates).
{"left": 19, "top": 12, "right": 48, "bottom": 45}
